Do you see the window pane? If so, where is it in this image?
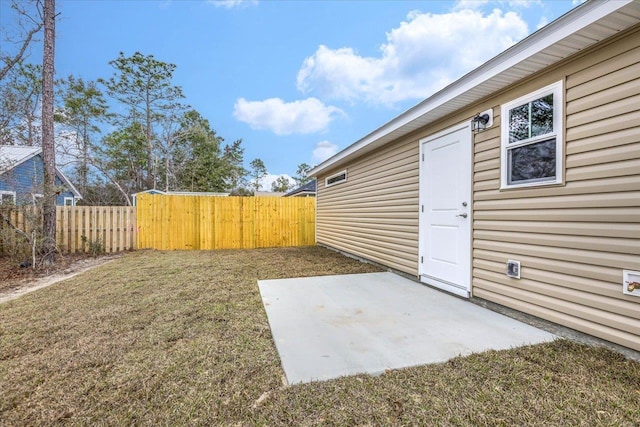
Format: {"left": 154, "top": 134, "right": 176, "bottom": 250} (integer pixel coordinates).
{"left": 509, "top": 103, "right": 529, "bottom": 143}
{"left": 531, "top": 94, "right": 554, "bottom": 138}
{"left": 508, "top": 138, "right": 556, "bottom": 184}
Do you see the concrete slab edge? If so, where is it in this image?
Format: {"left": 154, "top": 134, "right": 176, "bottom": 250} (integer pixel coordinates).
{"left": 318, "top": 243, "right": 640, "bottom": 362}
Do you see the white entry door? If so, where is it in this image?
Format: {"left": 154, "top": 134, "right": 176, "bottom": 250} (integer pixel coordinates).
{"left": 419, "top": 124, "right": 471, "bottom": 298}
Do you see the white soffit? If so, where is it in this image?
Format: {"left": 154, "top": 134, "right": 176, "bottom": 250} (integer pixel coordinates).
{"left": 309, "top": 0, "right": 640, "bottom": 176}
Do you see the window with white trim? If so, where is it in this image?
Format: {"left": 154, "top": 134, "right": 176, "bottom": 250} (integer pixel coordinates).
{"left": 325, "top": 170, "right": 347, "bottom": 187}
{"left": 64, "top": 197, "right": 75, "bottom": 206}
{"left": 0, "top": 190, "right": 16, "bottom": 205}
{"left": 501, "top": 81, "right": 563, "bottom": 188}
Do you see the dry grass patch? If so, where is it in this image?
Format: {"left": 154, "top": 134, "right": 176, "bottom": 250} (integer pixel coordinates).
{"left": 1, "top": 247, "right": 639, "bottom": 426}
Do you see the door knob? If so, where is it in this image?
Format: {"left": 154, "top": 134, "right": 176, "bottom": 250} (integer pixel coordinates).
{"left": 456, "top": 213, "right": 468, "bottom": 218}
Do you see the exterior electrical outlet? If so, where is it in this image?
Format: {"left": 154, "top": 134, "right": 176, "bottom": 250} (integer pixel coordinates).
{"left": 506, "top": 260, "right": 521, "bottom": 279}
{"left": 623, "top": 270, "right": 640, "bottom": 297}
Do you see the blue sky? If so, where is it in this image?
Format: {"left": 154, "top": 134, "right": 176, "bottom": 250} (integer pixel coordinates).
{"left": 2, "top": 0, "right": 579, "bottom": 189}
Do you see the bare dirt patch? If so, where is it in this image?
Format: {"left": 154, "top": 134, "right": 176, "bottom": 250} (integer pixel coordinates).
{"left": 0, "top": 253, "right": 122, "bottom": 303}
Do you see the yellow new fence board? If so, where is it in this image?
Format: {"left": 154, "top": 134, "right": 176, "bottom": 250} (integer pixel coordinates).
{"left": 136, "top": 194, "right": 315, "bottom": 250}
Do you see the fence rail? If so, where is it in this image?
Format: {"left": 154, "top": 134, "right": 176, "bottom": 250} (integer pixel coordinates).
{"left": 0, "top": 205, "right": 136, "bottom": 255}
{"left": 136, "top": 194, "right": 316, "bottom": 250}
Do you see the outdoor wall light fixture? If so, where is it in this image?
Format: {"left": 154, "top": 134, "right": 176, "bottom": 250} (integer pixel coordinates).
{"left": 471, "top": 109, "right": 493, "bottom": 133}
{"left": 472, "top": 114, "right": 490, "bottom": 131}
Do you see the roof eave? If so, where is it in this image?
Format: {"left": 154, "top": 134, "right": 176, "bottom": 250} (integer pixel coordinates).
{"left": 309, "top": 0, "right": 636, "bottom": 177}
{"left": 0, "top": 146, "right": 41, "bottom": 175}
{"left": 55, "top": 166, "right": 83, "bottom": 199}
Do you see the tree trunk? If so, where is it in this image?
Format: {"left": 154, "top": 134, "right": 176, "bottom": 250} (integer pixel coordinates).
{"left": 146, "top": 92, "right": 154, "bottom": 189}
{"left": 164, "top": 133, "right": 171, "bottom": 192}
{"left": 81, "top": 122, "right": 88, "bottom": 195}
{"left": 41, "top": 0, "right": 56, "bottom": 262}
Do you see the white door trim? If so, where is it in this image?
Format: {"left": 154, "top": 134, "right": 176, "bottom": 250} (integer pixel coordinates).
{"left": 418, "top": 122, "right": 472, "bottom": 298}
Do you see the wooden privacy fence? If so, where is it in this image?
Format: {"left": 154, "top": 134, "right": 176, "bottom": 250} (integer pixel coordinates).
{"left": 1, "top": 196, "right": 314, "bottom": 255}
{"left": 57, "top": 206, "right": 136, "bottom": 253}
{"left": 136, "top": 194, "right": 316, "bottom": 250}
{"left": 0, "top": 205, "right": 136, "bottom": 255}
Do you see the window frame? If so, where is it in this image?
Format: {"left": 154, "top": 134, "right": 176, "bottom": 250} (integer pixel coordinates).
{"left": 325, "top": 169, "right": 347, "bottom": 187}
{"left": 500, "top": 80, "right": 564, "bottom": 189}
{"left": 0, "top": 190, "right": 16, "bottom": 205}
{"left": 64, "top": 197, "right": 75, "bottom": 206}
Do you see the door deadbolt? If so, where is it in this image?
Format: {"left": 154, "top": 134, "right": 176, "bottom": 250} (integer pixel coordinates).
{"left": 462, "top": 202, "right": 468, "bottom": 207}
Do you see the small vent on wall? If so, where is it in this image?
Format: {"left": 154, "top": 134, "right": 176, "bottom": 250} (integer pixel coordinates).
{"left": 325, "top": 170, "right": 347, "bottom": 187}
{"left": 506, "top": 260, "right": 521, "bottom": 279}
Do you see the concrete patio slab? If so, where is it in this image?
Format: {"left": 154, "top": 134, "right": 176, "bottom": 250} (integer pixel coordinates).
{"left": 258, "top": 272, "right": 555, "bottom": 385}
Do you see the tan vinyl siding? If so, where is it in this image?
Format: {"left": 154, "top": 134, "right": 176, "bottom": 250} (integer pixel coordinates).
{"left": 472, "top": 26, "right": 640, "bottom": 351}
{"left": 316, "top": 25, "right": 640, "bottom": 351}
{"left": 317, "top": 137, "right": 419, "bottom": 274}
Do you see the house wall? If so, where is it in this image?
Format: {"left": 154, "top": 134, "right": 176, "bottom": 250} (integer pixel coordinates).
{"left": 316, "top": 25, "right": 640, "bottom": 351}
{"left": 316, "top": 136, "right": 420, "bottom": 274}
{"left": 0, "top": 154, "right": 76, "bottom": 206}
{"left": 472, "top": 26, "right": 640, "bottom": 351}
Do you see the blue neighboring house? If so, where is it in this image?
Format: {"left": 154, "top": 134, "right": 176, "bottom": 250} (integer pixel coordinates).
{"left": 0, "top": 145, "right": 82, "bottom": 206}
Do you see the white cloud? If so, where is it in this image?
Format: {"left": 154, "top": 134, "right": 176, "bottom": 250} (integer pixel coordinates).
{"left": 209, "top": 0, "right": 258, "bottom": 9}
{"left": 297, "top": 8, "right": 529, "bottom": 105}
{"left": 259, "top": 173, "right": 295, "bottom": 192}
{"left": 507, "top": 0, "right": 541, "bottom": 8}
{"left": 454, "top": 0, "right": 489, "bottom": 10}
{"left": 457, "top": 0, "right": 540, "bottom": 8}
{"left": 233, "top": 97, "right": 344, "bottom": 135}
{"left": 312, "top": 140, "right": 338, "bottom": 164}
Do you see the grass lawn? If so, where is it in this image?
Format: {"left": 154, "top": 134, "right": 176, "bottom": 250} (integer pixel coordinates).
{"left": 1, "top": 247, "right": 639, "bottom": 426}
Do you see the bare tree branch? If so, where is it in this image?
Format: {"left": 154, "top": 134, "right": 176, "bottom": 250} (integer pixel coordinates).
{"left": 0, "top": 0, "right": 44, "bottom": 81}
{"left": 0, "top": 210, "right": 33, "bottom": 243}
{"left": 0, "top": 23, "right": 43, "bottom": 81}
